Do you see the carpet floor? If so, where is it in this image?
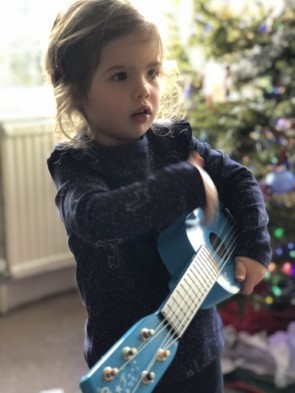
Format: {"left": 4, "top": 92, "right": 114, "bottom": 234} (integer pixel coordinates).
{"left": 0, "top": 290, "right": 88, "bottom": 393}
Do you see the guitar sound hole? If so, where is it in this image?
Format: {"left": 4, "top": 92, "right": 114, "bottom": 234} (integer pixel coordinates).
{"left": 209, "top": 233, "right": 230, "bottom": 260}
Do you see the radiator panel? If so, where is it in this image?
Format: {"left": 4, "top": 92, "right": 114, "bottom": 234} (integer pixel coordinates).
{"left": 0, "top": 119, "right": 73, "bottom": 278}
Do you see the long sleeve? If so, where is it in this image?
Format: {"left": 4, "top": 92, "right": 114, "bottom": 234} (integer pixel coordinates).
{"left": 48, "top": 147, "right": 207, "bottom": 246}
{"left": 194, "top": 139, "right": 272, "bottom": 267}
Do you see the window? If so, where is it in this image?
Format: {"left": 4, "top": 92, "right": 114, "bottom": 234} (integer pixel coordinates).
{"left": 0, "top": 0, "right": 66, "bottom": 120}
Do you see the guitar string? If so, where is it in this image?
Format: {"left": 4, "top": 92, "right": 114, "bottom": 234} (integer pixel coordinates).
{"left": 163, "top": 219, "right": 237, "bottom": 343}
{"left": 111, "top": 218, "right": 237, "bottom": 392}
{"left": 168, "top": 227, "right": 237, "bottom": 352}
{"left": 170, "top": 230, "right": 237, "bottom": 341}
{"left": 129, "top": 223, "right": 238, "bottom": 393}
{"left": 162, "top": 251, "right": 217, "bottom": 341}
{"left": 113, "top": 315, "right": 178, "bottom": 391}
{"left": 130, "top": 319, "right": 174, "bottom": 393}
{"left": 106, "top": 318, "right": 171, "bottom": 393}
{"left": 130, "top": 220, "right": 238, "bottom": 392}
{"left": 115, "top": 318, "right": 168, "bottom": 371}
{"left": 167, "top": 255, "right": 220, "bottom": 337}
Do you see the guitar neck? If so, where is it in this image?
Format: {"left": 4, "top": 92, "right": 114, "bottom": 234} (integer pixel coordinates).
{"left": 160, "top": 245, "right": 221, "bottom": 338}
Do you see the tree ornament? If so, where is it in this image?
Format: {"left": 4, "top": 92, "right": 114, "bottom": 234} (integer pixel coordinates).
{"left": 265, "top": 168, "right": 295, "bottom": 194}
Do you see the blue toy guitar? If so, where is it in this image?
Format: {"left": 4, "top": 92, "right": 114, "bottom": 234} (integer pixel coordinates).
{"left": 80, "top": 206, "right": 241, "bottom": 393}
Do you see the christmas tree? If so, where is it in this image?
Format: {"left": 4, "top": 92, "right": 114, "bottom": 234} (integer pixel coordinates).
{"left": 166, "top": 0, "right": 295, "bottom": 322}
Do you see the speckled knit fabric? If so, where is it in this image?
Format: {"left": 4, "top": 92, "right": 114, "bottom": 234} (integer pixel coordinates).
{"left": 47, "top": 121, "right": 271, "bottom": 385}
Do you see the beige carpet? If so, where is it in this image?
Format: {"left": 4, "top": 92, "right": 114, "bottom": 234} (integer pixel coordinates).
{"left": 0, "top": 290, "right": 88, "bottom": 393}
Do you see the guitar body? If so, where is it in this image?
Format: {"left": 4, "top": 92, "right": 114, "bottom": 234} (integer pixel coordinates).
{"left": 80, "top": 313, "right": 178, "bottom": 393}
{"left": 80, "top": 207, "right": 241, "bottom": 393}
{"left": 157, "top": 207, "right": 241, "bottom": 308}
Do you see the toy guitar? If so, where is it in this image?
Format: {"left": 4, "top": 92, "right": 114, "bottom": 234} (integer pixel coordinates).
{"left": 80, "top": 206, "right": 241, "bottom": 393}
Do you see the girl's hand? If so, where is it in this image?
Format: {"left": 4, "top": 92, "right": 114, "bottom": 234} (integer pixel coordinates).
{"left": 188, "top": 151, "right": 219, "bottom": 224}
{"left": 235, "top": 256, "right": 267, "bottom": 295}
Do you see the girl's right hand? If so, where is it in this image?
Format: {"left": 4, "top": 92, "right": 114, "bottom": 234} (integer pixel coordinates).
{"left": 188, "top": 151, "right": 219, "bottom": 224}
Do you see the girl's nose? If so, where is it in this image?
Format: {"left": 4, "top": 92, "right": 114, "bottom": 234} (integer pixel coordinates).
{"left": 134, "top": 78, "right": 151, "bottom": 99}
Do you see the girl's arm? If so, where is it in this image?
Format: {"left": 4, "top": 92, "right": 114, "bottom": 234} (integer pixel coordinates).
{"left": 48, "top": 150, "right": 208, "bottom": 246}
{"left": 193, "top": 138, "right": 271, "bottom": 268}
{"left": 191, "top": 141, "right": 271, "bottom": 295}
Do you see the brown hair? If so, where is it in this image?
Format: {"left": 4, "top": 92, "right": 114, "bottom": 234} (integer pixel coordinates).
{"left": 45, "top": 0, "right": 182, "bottom": 144}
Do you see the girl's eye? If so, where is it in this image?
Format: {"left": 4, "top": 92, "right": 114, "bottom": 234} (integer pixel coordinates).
{"left": 112, "top": 72, "right": 127, "bottom": 82}
{"left": 148, "top": 69, "right": 160, "bottom": 80}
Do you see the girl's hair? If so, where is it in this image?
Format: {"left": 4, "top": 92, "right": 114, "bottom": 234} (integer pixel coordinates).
{"left": 45, "top": 0, "right": 183, "bottom": 144}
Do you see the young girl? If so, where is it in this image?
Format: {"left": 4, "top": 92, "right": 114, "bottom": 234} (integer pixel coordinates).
{"left": 46, "top": 1, "right": 271, "bottom": 392}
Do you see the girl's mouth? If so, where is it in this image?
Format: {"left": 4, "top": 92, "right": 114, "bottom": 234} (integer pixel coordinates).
{"left": 131, "top": 106, "right": 152, "bottom": 123}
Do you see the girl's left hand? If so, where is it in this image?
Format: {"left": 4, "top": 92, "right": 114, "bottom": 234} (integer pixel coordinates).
{"left": 235, "top": 256, "right": 267, "bottom": 295}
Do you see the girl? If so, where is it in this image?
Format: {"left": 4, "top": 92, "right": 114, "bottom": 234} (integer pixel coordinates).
{"left": 46, "top": 1, "right": 271, "bottom": 392}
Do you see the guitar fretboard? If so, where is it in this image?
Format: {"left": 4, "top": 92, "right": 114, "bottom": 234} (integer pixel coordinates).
{"left": 161, "top": 245, "right": 221, "bottom": 337}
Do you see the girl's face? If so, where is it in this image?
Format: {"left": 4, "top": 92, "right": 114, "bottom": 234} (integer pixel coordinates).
{"left": 83, "top": 34, "right": 162, "bottom": 146}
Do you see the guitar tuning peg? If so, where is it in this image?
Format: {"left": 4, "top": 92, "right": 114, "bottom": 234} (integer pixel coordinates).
{"left": 157, "top": 349, "right": 171, "bottom": 361}
{"left": 141, "top": 371, "right": 155, "bottom": 384}
{"left": 141, "top": 328, "right": 155, "bottom": 341}
{"left": 103, "top": 366, "right": 118, "bottom": 381}
{"left": 122, "top": 346, "right": 137, "bottom": 360}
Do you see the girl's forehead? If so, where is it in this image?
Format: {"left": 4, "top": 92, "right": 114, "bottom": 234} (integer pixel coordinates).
{"left": 99, "top": 34, "right": 162, "bottom": 68}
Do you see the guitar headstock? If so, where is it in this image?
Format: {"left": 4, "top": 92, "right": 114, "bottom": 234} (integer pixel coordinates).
{"left": 80, "top": 313, "right": 178, "bottom": 393}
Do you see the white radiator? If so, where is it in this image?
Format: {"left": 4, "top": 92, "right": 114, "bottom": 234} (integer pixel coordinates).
{"left": 0, "top": 118, "right": 72, "bottom": 278}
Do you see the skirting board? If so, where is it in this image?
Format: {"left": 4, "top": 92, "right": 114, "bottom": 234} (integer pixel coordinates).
{"left": 0, "top": 264, "right": 77, "bottom": 315}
